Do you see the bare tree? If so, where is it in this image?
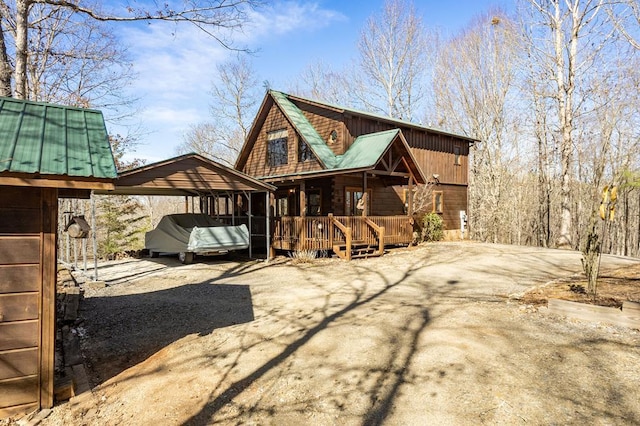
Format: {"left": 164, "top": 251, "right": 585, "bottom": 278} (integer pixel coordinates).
{"left": 291, "top": 59, "right": 353, "bottom": 107}
{"left": 607, "top": 0, "right": 640, "bottom": 49}
{"left": 355, "top": 0, "right": 432, "bottom": 121}
{"left": 0, "top": 0, "right": 259, "bottom": 100}
{"left": 432, "top": 12, "right": 524, "bottom": 244}
{"left": 525, "top": 0, "right": 610, "bottom": 248}
{"left": 178, "top": 55, "right": 260, "bottom": 166}
{"left": 10, "top": 3, "right": 136, "bottom": 110}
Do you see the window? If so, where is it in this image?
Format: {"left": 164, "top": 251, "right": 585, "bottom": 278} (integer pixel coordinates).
{"left": 307, "top": 189, "right": 322, "bottom": 216}
{"left": 454, "top": 146, "right": 461, "bottom": 166}
{"left": 298, "top": 139, "right": 316, "bottom": 162}
{"left": 275, "top": 188, "right": 298, "bottom": 216}
{"left": 267, "top": 129, "right": 288, "bottom": 167}
{"left": 433, "top": 191, "right": 444, "bottom": 214}
{"left": 345, "top": 187, "right": 372, "bottom": 215}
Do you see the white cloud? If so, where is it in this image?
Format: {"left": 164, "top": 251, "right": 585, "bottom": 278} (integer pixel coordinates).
{"left": 116, "top": 1, "right": 345, "bottom": 162}
{"left": 244, "top": 1, "right": 347, "bottom": 40}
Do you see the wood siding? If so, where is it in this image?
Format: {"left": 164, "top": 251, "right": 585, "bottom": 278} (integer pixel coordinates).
{"left": 332, "top": 175, "right": 404, "bottom": 216}
{"left": 242, "top": 104, "right": 324, "bottom": 177}
{"left": 405, "top": 183, "right": 468, "bottom": 231}
{"left": 118, "top": 157, "right": 265, "bottom": 192}
{"left": 343, "top": 115, "right": 469, "bottom": 185}
{"left": 0, "top": 186, "right": 57, "bottom": 418}
{"left": 294, "top": 102, "right": 346, "bottom": 156}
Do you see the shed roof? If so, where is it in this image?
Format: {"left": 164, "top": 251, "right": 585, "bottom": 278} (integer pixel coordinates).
{"left": 0, "top": 97, "right": 117, "bottom": 180}
{"left": 97, "top": 153, "right": 276, "bottom": 196}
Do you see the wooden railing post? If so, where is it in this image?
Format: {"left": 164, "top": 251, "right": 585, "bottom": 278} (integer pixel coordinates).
{"left": 378, "top": 226, "right": 385, "bottom": 255}
{"left": 328, "top": 213, "right": 334, "bottom": 249}
{"left": 346, "top": 226, "right": 352, "bottom": 261}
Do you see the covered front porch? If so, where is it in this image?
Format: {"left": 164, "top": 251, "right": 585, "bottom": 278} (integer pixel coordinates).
{"left": 258, "top": 163, "right": 420, "bottom": 259}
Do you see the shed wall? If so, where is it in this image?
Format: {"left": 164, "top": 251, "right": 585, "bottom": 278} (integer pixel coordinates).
{"left": 0, "top": 186, "right": 56, "bottom": 418}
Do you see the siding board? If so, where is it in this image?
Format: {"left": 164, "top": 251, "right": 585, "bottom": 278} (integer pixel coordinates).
{"left": 0, "top": 375, "right": 38, "bottom": 407}
{"left": 0, "top": 293, "right": 39, "bottom": 321}
{"left": 0, "top": 238, "right": 40, "bottom": 264}
{"left": 0, "top": 321, "right": 38, "bottom": 351}
{"left": 0, "top": 348, "right": 38, "bottom": 380}
{"left": 0, "top": 265, "right": 39, "bottom": 293}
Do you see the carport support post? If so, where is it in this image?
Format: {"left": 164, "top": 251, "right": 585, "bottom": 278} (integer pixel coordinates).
{"left": 247, "top": 191, "right": 253, "bottom": 258}
{"left": 265, "top": 191, "right": 271, "bottom": 261}
{"left": 91, "top": 192, "right": 98, "bottom": 281}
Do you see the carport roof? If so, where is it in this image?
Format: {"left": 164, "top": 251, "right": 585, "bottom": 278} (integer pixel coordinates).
{"left": 96, "top": 153, "right": 275, "bottom": 196}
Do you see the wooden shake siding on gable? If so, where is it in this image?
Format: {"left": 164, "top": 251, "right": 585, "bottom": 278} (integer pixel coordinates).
{"left": 243, "top": 104, "right": 323, "bottom": 177}
{"left": 294, "top": 102, "right": 345, "bottom": 156}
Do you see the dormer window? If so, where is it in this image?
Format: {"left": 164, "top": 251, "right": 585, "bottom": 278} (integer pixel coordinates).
{"left": 329, "top": 130, "right": 338, "bottom": 144}
{"left": 298, "top": 138, "right": 316, "bottom": 162}
{"left": 267, "top": 129, "right": 288, "bottom": 166}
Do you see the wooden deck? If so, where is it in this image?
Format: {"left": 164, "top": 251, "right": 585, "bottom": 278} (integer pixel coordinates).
{"left": 217, "top": 214, "right": 414, "bottom": 259}
{"left": 272, "top": 215, "right": 413, "bottom": 259}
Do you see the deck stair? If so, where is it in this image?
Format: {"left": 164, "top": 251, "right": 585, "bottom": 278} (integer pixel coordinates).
{"left": 333, "top": 240, "right": 381, "bottom": 260}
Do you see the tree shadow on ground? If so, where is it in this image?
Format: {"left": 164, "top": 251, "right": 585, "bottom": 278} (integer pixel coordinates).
{"left": 80, "top": 281, "right": 254, "bottom": 385}
{"left": 181, "top": 257, "right": 442, "bottom": 425}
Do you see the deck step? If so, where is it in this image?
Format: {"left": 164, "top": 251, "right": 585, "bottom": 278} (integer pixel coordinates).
{"left": 332, "top": 242, "right": 381, "bottom": 260}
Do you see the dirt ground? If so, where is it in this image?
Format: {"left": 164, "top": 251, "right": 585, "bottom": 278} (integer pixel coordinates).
{"left": 23, "top": 242, "right": 640, "bottom": 425}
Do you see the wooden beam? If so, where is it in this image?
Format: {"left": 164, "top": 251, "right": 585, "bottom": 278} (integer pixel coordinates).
{"left": 300, "top": 181, "right": 306, "bottom": 217}
{"left": 0, "top": 176, "right": 114, "bottom": 190}
{"left": 40, "top": 188, "right": 57, "bottom": 409}
{"left": 362, "top": 172, "right": 368, "bottom": 217}
{"left": 407, "top": 175, "right": 414, "bottom": 216}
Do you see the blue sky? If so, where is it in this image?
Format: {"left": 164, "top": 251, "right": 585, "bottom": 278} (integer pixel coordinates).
{"left": 112, "top": 0, "right": 511, "bottom": 164}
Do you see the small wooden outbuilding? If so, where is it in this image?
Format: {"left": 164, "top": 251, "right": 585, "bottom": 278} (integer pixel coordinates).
{"left": 0, "top": 97, "right": 116, "bottom": 418}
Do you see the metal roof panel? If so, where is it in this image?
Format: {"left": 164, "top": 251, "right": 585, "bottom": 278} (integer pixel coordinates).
{"left": 270, "top": 91, "right": 337, "bottom": 168}
{"left": 0, "top": 97, "right": 116, "bottom": 179}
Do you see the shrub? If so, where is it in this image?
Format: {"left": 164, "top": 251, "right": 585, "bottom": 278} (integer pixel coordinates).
{"left": 289, "top": 249, "right": 318, "bottom": 264}
{"left": 421, "top": 213, "right": 444, "bottom": 242}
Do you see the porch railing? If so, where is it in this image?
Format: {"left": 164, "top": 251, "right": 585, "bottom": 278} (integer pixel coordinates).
{"left": 271, "top": 215, "right": 413, "bottom": 252}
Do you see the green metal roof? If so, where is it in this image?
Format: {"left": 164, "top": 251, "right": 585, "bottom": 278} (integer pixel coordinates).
{"left": 256, "top": 128, "right": 406, "bottom": 180}
{"left": 335, "top": 129, "right": 399, "bottom": 170}
{"left": 281, "top": 91, "right": 479, "bottom": 143}
{"left": 0, "top": 97, "right": 117, "bottom": 179}
{"left": 270, "top": 91, "right": 337, "bottom": 168}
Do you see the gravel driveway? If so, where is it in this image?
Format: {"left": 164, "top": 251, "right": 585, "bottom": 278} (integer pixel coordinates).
{"left": 41, "top": 242, "right": 640, "bottom": 425}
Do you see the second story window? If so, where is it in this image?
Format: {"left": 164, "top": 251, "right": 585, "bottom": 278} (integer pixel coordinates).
{"left": 267, "top": 129, "right": 288, "bottom": 167}
{"left": 298, "top": 139, "right": 316, "bottom": 162}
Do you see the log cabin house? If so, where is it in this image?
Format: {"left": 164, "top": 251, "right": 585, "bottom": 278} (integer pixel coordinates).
{"left": 235, "top": 91, "right": 478, "bottom": 259}
{"left": 0, "top": 97, "right": 117, "bottom": 418}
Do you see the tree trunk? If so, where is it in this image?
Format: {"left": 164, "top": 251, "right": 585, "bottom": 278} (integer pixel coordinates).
{"left": 0, "top": 15, "right": 12, "bottom": 97}
{"left": 15, "top": 0, "right": 30, "bottom": 99}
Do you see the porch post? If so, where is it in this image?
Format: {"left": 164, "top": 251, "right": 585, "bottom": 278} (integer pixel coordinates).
{"left": 269, "top": 192, "right": 276, "bottom": 259}
{"left": 247, "top": 191, "right": 253, "bottom": 258}
{"left": 299, "top": 181, "right": 306, "bottom": 250}
{"left": 300, "top": 181, "right": 306, "bottom": 217}
{"left": 265, "top": 191, "right": 271, "bottom": 261}
{"left": 362, "top": 172, "right": 368, "bottom": 217}
{"left": 408, "top": 175, "right": 414, "bottom": 216}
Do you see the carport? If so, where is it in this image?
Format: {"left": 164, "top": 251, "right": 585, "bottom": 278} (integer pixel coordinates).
{"left": 96, "top": 153, "right": 276, "bottom": 259}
